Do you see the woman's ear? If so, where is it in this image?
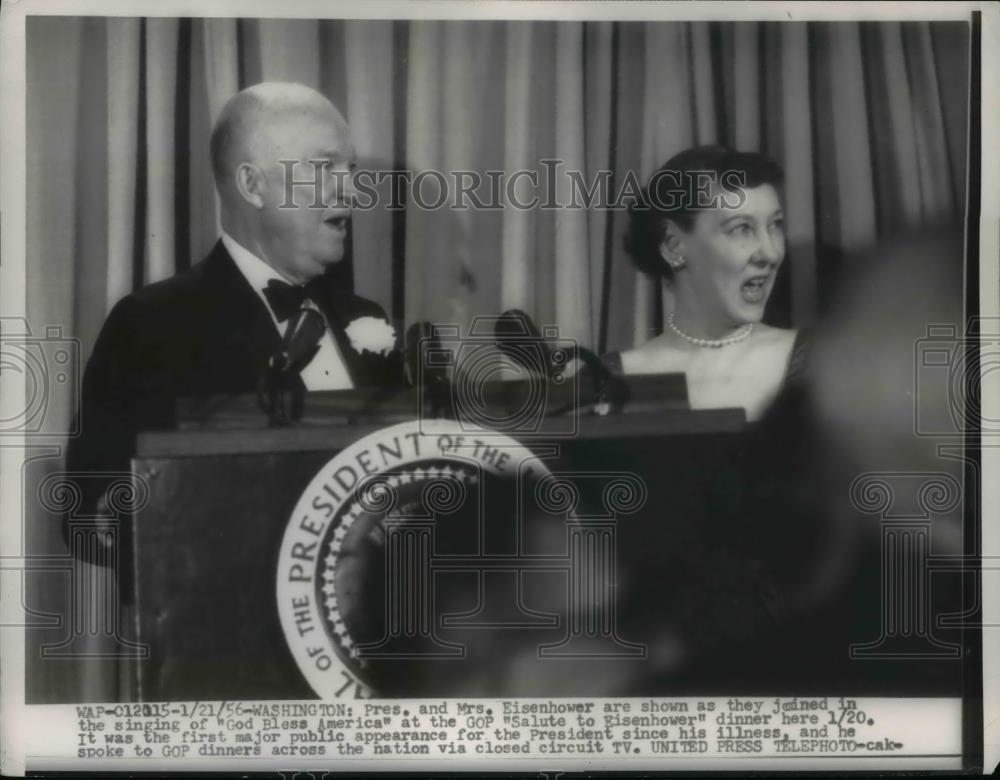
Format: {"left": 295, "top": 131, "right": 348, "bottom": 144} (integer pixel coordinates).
{"left": 234, "top": 163, "right": 266, "bottom": 210}
{"left": 658, "top": 219, "right": 687, "bottom": 271}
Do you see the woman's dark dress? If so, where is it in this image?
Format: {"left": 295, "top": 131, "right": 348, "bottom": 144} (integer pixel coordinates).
{"left": 584, "top": 330, "right": 818, "bottom": 691}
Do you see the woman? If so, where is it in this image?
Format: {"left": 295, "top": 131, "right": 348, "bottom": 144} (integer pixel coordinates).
{"left": 607, "top": 145, "right": 807, "bottom": 421}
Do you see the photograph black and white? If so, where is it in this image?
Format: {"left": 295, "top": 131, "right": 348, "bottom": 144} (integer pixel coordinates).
{"left": 1, "top": 0, "right": 996, "bottom": 774}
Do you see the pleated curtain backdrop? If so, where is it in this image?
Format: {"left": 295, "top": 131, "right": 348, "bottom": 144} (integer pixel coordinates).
{"left": 24, "top": 17, "right": 968, "bottom": 702}
{"left": 28, "top": 17, "right": 969, "bottom": 378}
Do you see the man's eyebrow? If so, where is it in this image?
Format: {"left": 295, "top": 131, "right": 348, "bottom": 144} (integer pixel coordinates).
{"left": 311, "top": 150, "right": 358, "bottom": 167}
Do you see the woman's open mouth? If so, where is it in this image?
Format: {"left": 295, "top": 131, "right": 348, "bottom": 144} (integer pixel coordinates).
{"left": 740, "top": 274, "right": 771, "bottom": 304}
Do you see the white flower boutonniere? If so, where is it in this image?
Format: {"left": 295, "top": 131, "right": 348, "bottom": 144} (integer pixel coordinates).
{"left": 345, "top": 316, "right": 397, "bottom": 357}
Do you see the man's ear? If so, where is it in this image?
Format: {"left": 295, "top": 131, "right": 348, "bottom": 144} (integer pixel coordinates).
{"left": 658, "top": 219, "right": 687, "bottom": 266}
{"left": 234, "top": 163, "right": 266, "bottom": 209}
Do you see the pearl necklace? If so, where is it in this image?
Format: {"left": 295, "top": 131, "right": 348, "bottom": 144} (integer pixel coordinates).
{"left": 667, "top": 312, "right": 753, "bottom": 348}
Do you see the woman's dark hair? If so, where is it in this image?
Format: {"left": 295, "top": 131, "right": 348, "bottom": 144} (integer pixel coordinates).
{"left": 624, "top": 145, "right": 784, "bottom": 279}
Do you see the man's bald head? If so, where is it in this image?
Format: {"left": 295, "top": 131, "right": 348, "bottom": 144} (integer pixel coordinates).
{"left": 208, "top": 82, "right": 357, "bottom": 284}
{"left": 209, "top": 81, "right": 350, "bottom": 196}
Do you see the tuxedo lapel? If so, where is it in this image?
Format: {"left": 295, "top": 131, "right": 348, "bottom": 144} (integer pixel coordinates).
{"left": 195, "top": 241, "right": 300, "bottom": 393}
{"left": 197, "top": 241, "right": 398, "bottom": 392}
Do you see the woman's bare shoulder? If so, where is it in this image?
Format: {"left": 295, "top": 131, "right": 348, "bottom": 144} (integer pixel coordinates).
{"left": 752, "top": 323, "right": 797, "bottom": 341}
{"left": 751, "top": 323, "right": 799, "bottom": 353}
{"left": 615, "top": 334, "right": 678, "bottom": 375}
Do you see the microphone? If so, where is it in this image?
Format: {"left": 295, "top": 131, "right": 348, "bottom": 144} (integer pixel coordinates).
{"left": 404, "top": 321, "right": 453, "bottom": 417}
{"left": 259, "top": 308, "right": 326, "bottom": 426}
{"left": 404, "top": 321, "right": 435, "bottom": 386}
{"left": 494, "top": 309, "right": 558, "bottom": 381}
{"left": 271, "top": 309, "right": 325, "bottom": 373}
{"left": 494, "top": 309, "right": 628, "bottom": 415}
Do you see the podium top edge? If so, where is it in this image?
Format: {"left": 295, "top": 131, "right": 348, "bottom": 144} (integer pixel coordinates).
{"left": 135, "top": 409, "right": 747, "bottom": 459}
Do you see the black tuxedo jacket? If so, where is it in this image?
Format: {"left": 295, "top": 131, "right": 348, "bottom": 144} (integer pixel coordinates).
{"left": 65, "top": 240, "right": 404, "bottom": 526}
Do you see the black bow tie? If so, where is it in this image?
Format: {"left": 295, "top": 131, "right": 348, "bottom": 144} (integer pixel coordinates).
{"left": 263, "top": 279, "right": 315, "bottom": 323}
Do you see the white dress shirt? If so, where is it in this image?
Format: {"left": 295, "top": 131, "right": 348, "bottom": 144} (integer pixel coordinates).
{"left": 222, "top": 232, "right": 353, "bottom": 391}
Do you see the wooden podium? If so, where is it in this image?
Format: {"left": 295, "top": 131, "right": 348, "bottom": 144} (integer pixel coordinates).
{"left": 122, "top": 385, "right": 751, "bottom": 700}
{"left": 112, "top": 378, "right": 967, "bottom": 701}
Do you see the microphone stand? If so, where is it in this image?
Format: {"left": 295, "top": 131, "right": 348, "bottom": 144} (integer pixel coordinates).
{"left": 562, "top": 344, "right": 630, "bottom": 416}
{"left": 405, "top": 322, "right": 455, "bottom": 420}
{"left": 257, "top": 355, "right": 306, "bottom": 427}
{"left": 494, "top": 309, "right": 629, "bottom": 417}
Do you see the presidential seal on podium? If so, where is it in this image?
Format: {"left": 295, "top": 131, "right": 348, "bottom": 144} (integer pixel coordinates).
{"left": 277, "top": 417, "right": 651, "bottom": 699}
{"left": 276, "top": 419, "right": 560, "bottom": 698}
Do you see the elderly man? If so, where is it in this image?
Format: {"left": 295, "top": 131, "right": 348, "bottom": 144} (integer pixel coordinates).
{"left": 66, "top": 82, "right": 402, "bottom": 535}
